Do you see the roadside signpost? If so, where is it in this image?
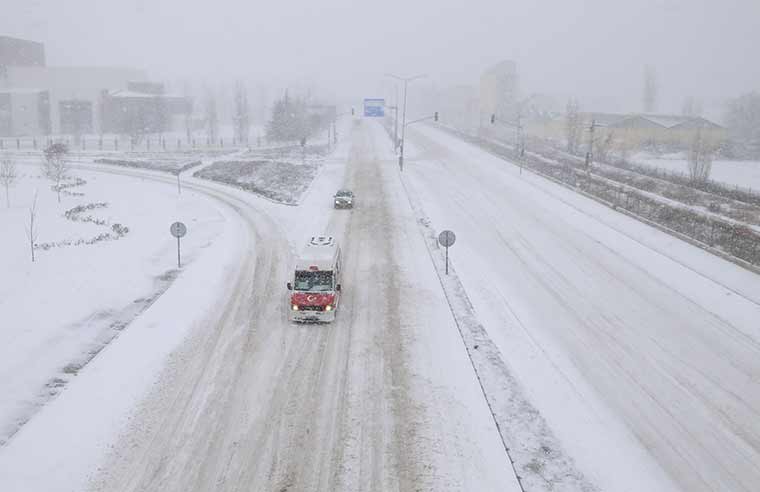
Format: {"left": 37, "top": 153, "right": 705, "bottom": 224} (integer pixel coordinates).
{"left": 170, "top": 221, "right": 187, "bottom": 268}
{"left": 363, "top": 98, "right": 385, "bottom": 117}
{"left": 438, "top": 230, "right": 456, "bottom": 275}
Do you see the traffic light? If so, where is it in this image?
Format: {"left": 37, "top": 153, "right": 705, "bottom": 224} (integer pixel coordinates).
{"left": 434, "top": 111, "right": 439, "bottom": 122}
{"left": 490, "top": 114, "right": 496, "bottom": 124}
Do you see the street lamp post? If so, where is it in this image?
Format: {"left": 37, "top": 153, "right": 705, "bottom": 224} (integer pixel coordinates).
{"left": 385, "top": 103, "right": 399, "bottom": 150}
{"left": 386, "top": 73, "right": 426, "bottom": 171}
{"left": 393, "top": 85, "right": 399, "bottom": 150}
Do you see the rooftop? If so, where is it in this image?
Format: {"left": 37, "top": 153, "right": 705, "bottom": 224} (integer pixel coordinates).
{"left": 579, "top": 112, "right": 723, "bottom": 129}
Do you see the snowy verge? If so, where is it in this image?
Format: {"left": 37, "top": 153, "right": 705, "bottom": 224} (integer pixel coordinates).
{"left": 0, "top": 176, "right": 249, "bottom": 492}
{"left": 398, "top": 175, "right": 598, "bottom": 492}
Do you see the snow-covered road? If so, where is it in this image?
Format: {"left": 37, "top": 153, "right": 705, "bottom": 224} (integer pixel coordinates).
{"left": 1, "top": 121, "right": 520, "bottom": 491}
{"left": 89, "top": 121, "right": 517, "bottom": 491}
{"left": 404, "top": 125, "right": 760, "bottom": 492}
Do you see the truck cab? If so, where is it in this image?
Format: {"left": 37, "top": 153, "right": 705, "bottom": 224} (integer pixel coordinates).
{"left": 287, "top": 236, "right": 342, "bottom": 323}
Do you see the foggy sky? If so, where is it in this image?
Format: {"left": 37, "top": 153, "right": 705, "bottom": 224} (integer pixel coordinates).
{"left": 3, "top": 0, "right": 759, "bottom": 114}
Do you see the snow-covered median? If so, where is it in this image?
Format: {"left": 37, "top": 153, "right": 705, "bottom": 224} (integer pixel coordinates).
{"left": 193, "top": 145, "right": 328, "bottom": 205}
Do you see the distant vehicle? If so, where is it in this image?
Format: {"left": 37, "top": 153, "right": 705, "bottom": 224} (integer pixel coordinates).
{"left": 334, "top": 189, "right": 354, "bottom": 209}
{"left": 287, "top": 236, "right": 342, "bottom": 323}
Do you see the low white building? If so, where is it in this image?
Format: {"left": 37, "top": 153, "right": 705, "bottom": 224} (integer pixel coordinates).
{"left": 0, "top": 88, "right": 50, "bottom": 137}
{"left": 1, "top": 65, "right": 146, "bottom": 135}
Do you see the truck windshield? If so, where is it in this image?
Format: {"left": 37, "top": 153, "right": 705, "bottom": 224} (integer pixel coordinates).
{"left": 294, "top": 271, "right": 333, "bottom": 292}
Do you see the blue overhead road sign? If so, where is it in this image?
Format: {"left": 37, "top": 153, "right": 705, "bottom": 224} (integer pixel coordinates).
{"left": 363, "top": 98, "right": 385, "bottom": 117}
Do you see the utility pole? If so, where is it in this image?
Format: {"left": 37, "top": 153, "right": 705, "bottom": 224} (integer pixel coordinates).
{"left": 585, "top": 119, "right": 597, "bottom": 173}
{"left": 515, "top": 110, "right": 524, "bottom": 157}
{"left": 386, "top": 73, "right": 426, "bottom": 171}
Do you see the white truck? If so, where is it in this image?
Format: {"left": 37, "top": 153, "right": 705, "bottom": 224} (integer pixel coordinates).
{"left": 287, "top": 236, "right": 342, "bottom": 323}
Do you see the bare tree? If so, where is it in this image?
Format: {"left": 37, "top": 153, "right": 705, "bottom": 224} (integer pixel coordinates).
{"left": 643, "top": 65, "right": 658, "bottom": 113}
{"left": 25, "top": 191, "right": 39, "bottom": 262}
{"left": 204, "top": 88, "right": 219, "bottom": 143}
{"left": 595, "top": 131, "right": 615, "bottom": 163}
{"left": 681, "top": 97, "right": 703, "bottom": 117}
{"left": 725, "top": 91, "right": 760, "bottom": 158}
{"left": 688, "top": 126, "right": 716, "bottom": 183}
{"left": 0, "top": 158, "right": 17, "bottom": 208}
{"left": 42, "top": 142, "right": 70, "bottom": 203}
{"left": 183, "top": 81, "right": 193, "bottom": 142}
{"left": 232, "top": 82, "right": 250, "bottom": 144}
{"left": 565, "top": 98, "right": 582, "bottom": 154}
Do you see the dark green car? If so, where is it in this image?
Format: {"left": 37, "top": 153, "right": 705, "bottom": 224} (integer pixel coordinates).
{"left": 334, "top": 189, "right": 354, "bottom": 209}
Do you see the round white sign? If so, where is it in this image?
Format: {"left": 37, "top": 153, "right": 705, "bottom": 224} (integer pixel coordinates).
{"left": 170, "top": 221, "right": 187, "bottom": 238}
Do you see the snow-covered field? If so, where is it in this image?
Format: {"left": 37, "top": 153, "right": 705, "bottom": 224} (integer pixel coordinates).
{"left": 633, "top": 152, "right": 760, "bottom": 192}
{"left": 0, "top": 161, "right": 230, "bottom": 445}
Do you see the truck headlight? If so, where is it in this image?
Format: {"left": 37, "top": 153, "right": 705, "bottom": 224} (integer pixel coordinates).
{"left": 292, "top": 304, "right": 299, "bottom": 311}
{"left": 325, "top": 305, "right": 333, "bottom": 311}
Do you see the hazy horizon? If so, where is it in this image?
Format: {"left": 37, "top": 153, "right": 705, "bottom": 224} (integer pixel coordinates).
{"left": 3, "top": 0, "right": 759, "bottom": 116}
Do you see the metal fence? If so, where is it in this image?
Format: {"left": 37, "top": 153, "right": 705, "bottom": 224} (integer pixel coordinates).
{"left": 0, "top": 136, "right": 250, "bottom": 152}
